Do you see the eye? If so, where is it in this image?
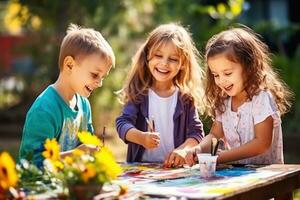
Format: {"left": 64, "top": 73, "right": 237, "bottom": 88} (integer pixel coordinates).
{"left": 225, "top": 72, "right": 232, "bottom": 76}
{"left": 155, "top": 54, "right": 162, "bottom": 58}
{"left": 213, "top": 74, "right": 219, "bottom": 78}
{"left": 91, "top": 73, "right": 98, "bottom": 78}
{"left": 169, "top": 57, "right": 179, "bottom": 63}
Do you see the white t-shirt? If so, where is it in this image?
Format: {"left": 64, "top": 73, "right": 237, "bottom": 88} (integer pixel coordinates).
{"left": 142, "top": 88, "right": 178, "bottom": 162}
{"left": 216, "top": 90, "right": 283, "bottom": 164}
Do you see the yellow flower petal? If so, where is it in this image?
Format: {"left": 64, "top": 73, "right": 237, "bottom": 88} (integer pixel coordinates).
{"left": 42, "top": 138, "right": 60, "bottom": 161}
{"left": 73, "top": 149, "right": 84, "bottom": 157}
{"left": 78, "top": 131, "right": 102, "bottom": 147}
{"left": 82, "top": 163, "right": 97, "bottom": 183}
{"left": 0, "top": 152, "right": 18, "bottom": 190}
{"left": 94, "top": 147, "right": 122, "bottom": 180}
{"left": 64, "top": 156, "right": 74, "bottom": 165}
{"left": 217, "top": 3, "right": 227, "bottom": 15}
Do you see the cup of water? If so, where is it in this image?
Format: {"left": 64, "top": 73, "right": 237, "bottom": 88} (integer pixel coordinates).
{"left": 197, "top": 153, "right": 218, "bottom": 178}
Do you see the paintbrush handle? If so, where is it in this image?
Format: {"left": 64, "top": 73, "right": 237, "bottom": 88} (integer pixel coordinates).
{"left": 211, "top": 139, "right": 214, "bottom": 155}
{"left": 152, "top": 119, "right": 155, "bottom": 132}
{"left": 213, "top": 140, "right": 220, "bottom": 156}
{"left": 145, "top": 117, "right": 154, "bottom": 132}
{"left": 102, "top": 126, "right": 106, "bottom": 146}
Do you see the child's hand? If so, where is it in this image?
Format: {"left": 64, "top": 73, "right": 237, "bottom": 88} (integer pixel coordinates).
{"left": 185, "top": 146, "right": 201, "bottom": 167}
{"left": 164, "top": 149, "right": 186, "bottom": 168}
{"left": 77, "top": 144, "right": 100, "bottom": 153}
{"left": 141, "top": 132, "right": 160, "bottom": 149}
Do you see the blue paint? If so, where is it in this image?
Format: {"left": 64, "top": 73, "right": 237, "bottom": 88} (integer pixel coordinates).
{"left": 155, "top": 176, "right": 203, "bottom": 187}
{"left": 216, "top": 167, "right": 256, "bottom": 177}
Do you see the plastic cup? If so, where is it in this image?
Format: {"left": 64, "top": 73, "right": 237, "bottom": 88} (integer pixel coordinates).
{"left": 197, "top": 153, "right": 218, "bottom": 178}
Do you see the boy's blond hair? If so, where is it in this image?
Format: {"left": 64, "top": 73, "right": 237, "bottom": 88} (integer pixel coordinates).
{"left": 58, "top": 24, "right": 115, "bottom": 70}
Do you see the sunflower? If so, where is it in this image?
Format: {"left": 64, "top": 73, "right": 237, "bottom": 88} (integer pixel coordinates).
{"left": 53, "top": 160, "right": 64, "bottom": 171}
{"left": 77, "top": 131, "right": 102, "bottom": 147}
{"left": 42, "top": 138, "right": 60, "bottom": 161}
{"left": 81, "top": 163, "right": 97, "bottom": 183}
{"left": 94, "top": 147, "right": 122, "bottom": 180}
{"left": 0, "top": 152, "right": 18, "bottom": 191}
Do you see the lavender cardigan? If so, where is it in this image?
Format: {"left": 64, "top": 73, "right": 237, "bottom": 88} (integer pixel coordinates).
{"left": 115, "top": 92, "right": 204, "bottom": 162}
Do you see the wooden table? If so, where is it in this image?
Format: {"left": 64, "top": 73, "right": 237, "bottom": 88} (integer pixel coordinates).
{"left": 113, "top": 163, "right": 300, "bottom": 200}
{"left": 213, "top": 164, "right": 300, "bottom": 200}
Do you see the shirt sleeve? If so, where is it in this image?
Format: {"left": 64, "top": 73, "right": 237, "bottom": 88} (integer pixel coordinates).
{"left": 252, "top": 91, "right": 280, "bottom": 125}
{"left": 115, "top": 101, "right": 139, "bottom": 143}
{"left": 186, "top": 102, "right": 204, "bottom": 143}
{"left": 19, "top": 108, "right": 57, "bottom": 167}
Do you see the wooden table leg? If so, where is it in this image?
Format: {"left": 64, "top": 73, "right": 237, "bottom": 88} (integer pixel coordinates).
{"left": 275, "top": 192, "right": 293, "bottom": 200}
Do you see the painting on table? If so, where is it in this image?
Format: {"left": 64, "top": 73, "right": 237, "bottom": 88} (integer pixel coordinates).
{"left": 115, "top": 163, "right": 283, "bottom": 199}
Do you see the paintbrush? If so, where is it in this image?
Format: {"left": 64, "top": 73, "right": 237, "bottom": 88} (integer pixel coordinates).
{"left": 102, "top": 126, "right": 106, "bottom": 146}
{"left": 214, "top": 139, "right": 220, "bottom": 156}
{"left": 145, "top": 117, "right": 154, "bottom": 132}
{"left": 211, "top": 138, "right": 220, "bottom": 156}
{"left": 151, "top": 118, "right": 155, "bottom": 132}
{"left": 211, "top": 138, "right": 216, "bottom": 155}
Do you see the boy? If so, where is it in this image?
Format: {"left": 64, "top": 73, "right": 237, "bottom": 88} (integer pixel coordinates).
{"left": 19, "top": 24, "right": 115, "bottom": 166}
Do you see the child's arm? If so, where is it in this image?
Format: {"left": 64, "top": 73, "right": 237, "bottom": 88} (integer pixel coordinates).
{"left": 217, "top": 116, "right": 273, "bottom": 163}
{"left": 19, "top": 109, "right": 57, "bottom": 167}
{"left": 125, "top": 128, "right": 160, "bottom": 149}
{"left": 116, "top": 101, "right": 160, "bottom": 149}
{"left": 185, "top": 120, "right": 224, "bottom": 166}
{"left": 164, "top": 138, "right": 198, "bottom": 167}
{"left": 60, "top": 144, "right": 99, "bottom": 159}
{"left": 164, "top": 103, "right": 205, "bottom": 167}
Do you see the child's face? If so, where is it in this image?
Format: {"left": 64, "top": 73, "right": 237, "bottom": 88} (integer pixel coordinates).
{"left": 148, "top": 41, "right": 182, "bottom": 87}
{"left": 207, "top": 53, "right": 245, "bottom": 98}
{"left": 70, "top": 53, "right": 111, "bottom": 97}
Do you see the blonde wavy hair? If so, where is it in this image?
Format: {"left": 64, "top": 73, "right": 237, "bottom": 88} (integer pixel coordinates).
{"left": 118, "top": 23, "right": 205, "bottom": 113}
{"left": 204, "top": 26, "right": 293, "bottom": 117}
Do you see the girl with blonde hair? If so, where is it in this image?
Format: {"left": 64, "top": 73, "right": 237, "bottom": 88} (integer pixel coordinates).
{"left": 116, "top": 23, "right": 205, "bottom": 167}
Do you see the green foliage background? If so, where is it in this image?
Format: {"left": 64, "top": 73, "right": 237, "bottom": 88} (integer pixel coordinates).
{"left": 1, "top": 0, "right": 299, "bottom": 143}
{"left": 1, "top": 0, "right": 300, "bottom": 197}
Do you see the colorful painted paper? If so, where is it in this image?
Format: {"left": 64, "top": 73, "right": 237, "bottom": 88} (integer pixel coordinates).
{"left": 113, "top": 163, "right": 283, "bottom": 199}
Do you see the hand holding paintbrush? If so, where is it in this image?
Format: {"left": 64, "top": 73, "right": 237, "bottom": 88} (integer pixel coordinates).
{"left": 143, "top": 117, "right": 160, "bottom": 149}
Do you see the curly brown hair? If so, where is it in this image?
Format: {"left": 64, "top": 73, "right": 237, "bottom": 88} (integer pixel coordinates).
{"left": 204, "top": 26, "right": 293, "bottom": 117}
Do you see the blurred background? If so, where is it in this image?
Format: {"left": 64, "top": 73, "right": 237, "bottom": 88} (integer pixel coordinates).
{"left": 0, "top": 0, "right": 299, "bottom": 164}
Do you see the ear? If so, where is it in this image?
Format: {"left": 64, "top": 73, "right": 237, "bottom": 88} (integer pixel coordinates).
{"left": 63, "top": 56, "right": 75, "bottom": 71}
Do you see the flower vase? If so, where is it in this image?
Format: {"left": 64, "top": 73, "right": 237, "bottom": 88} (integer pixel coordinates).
{"left": 68, "top": 184, "right": 102, "bottom": 200}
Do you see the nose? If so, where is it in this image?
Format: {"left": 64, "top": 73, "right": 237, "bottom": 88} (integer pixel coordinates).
{"left": 160, "top": 58, "right": 168, "bottom": 66}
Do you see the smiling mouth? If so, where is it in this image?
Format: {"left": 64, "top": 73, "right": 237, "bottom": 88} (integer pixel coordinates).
{"left": 224, "top": 85, "right": 233, "bottom": 91}
{"left": 155, "top": 68, "right": 170, "bottom": 74}
{"left": 85, "top": 86, "right": 93, "bottom": 93}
